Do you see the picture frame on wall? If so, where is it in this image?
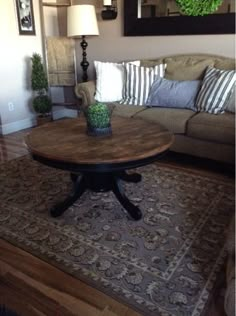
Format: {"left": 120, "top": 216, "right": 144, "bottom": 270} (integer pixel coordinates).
{"left": 15, "top": 0, "right": 35, "bottom": 35}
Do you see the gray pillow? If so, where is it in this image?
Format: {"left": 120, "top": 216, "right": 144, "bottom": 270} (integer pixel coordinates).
{"left": 146, "top": 77, "right": 201, "bottom": 111}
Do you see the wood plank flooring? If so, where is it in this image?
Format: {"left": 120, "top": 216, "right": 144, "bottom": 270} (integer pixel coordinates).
{"left": 0, "top": 129, "right": 29, "bottom": 162}
{"left": 0, "top": 126, "right": 231, "bottom": 316}
{"left": 0, "top": 239, "right": 139, "bottom": 316}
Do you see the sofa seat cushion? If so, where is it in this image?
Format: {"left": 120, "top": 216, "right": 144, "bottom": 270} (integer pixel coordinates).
{"left": 187, "top": 112, "right": 235, "bottom": 145}
{"left": 110, "top": 103, "right": 146, "bottom": 118}
{"left": 133, "top": 107, "right": 195, "bottom": 134}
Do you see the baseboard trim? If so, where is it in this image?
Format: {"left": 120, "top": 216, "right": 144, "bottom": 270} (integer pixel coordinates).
{"left": 52, "top": 108, "right": 78, "bottom": 120}
{"left": 0, "top": 117, "right": 36, "bottom": 135}
{"left": 0, "top": 109, "right": 78, "bottom": 135}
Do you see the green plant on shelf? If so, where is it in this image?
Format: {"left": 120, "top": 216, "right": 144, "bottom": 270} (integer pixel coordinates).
{"left": 31, "top": 53, "right": 52, "bottom": 117}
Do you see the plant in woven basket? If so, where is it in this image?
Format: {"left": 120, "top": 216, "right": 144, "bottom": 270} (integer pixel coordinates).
{"left": 31, "top": 53, "right": 52, "bottom": 118}
{"left": 85, "top": 102, "right": 112, "bottom": 136}
{"left": 175, "top": 0, "right": 223, "bottom": 16}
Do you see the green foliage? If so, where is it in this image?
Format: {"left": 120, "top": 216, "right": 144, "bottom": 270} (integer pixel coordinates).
{"left": 31, "top": 53, "right": 51, "bottom": 115}
{"left": 86, "top": 102, "right": 111, "bottom": 128}
{"left": 32, "top": 95, "right": 52, "bottom": 116}
{"left": 176, "top": 0, "right": 223, "bottom": 16}
{"left": 31, "top": 53, "right": 48, "bottom": 93}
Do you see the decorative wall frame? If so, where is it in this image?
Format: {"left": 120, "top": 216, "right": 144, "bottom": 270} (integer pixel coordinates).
{"left": 15, "top": 0, "right": 35, "bottom": 35}
{"left": 124, "top": 0, "right": 235, "bottom": 36}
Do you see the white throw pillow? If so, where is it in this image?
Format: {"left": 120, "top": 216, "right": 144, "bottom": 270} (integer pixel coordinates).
{"left": 94, "top": 60, "right": 140, "bottom": 103}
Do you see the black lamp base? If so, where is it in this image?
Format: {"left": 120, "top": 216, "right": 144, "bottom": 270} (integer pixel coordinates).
{"left": 80, "top": 36, "right": 89, "bottom": 82}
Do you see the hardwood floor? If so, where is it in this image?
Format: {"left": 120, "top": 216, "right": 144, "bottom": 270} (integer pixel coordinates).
{"left": 0, "top": 126, "right": 231, "bottom": 316}
{"left": 0, "top": 239, "right": 139, "bottom": 316}
{"left": 0, "top": 129, "right": 29, "bottom": 162}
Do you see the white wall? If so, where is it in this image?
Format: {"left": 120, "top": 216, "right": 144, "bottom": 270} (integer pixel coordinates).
{"left": 0, "top": 0, "right": 43, "bottom": 133}
{"left": 0, "top": 0, "right": 61, "bottom": 134}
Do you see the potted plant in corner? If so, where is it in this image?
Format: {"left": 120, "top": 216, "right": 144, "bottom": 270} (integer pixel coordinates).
{"left": 85, "top": 102, "right": 112, "bottom": 136}
{"left": 31, "top": 53, "right": 52, "bottom": 125}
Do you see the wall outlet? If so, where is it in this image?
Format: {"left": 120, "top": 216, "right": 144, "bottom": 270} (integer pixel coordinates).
{"left": 8, "top": 102, "right": 14, "bottom": 111}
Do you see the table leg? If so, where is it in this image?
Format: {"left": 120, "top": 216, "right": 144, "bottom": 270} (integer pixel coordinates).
{"left": 50, "top": 172, "right": 143, "bottom": 220}
{"left": 118, "top": 171, "right": 142, "bottom": 183}
{"left": 70, "top": 173, "right": 79, "bottom": 183}
{"left": 51, "top": 175, "right": 86, "bottom": 217}
{"left": 112, "top": 177, "right": 142, "bottom": 221}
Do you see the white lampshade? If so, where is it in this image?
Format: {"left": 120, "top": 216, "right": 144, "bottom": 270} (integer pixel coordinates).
{"left": 104, "top": 0, "right": 112, "bottom": 5}
{"left": 67, "top": 5, "right": 99, "bottom": 37}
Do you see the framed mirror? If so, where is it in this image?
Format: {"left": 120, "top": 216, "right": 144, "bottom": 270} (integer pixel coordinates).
{"left": 124, "top": 0, "right": 235, "bottom": 36}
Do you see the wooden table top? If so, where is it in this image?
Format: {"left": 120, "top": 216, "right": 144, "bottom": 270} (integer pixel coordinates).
{"left": 26, "top": 116, "right": 174, "bottom": 165}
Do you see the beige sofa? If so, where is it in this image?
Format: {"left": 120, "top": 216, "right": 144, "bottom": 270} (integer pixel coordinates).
{"left": 75, "top": 54, "right": 235, "bottom": 164}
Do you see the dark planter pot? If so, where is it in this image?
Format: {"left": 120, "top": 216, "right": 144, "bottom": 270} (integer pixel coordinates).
{"left": 87, "top": 125, "right": 112, "bottom": 137}
{"left": 37, "top": 115, "right": 52, "bottom": 126}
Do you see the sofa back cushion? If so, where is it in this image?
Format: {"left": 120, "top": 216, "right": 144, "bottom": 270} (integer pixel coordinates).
{"left": 141, "top": 54, "right": 235, "bottom": 81}
{"left": 164, "top": 58, "right": 215, "bottom": 80}
{"left": 214, "top": 58, "right": 236, "bottom": 70}
{"left": 140, "top": 58, "right": 164, "bottom": 67}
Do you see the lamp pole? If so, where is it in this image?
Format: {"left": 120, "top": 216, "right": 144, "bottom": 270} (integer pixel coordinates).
{"left": 80, "top": 36, "right": 89, "bottom": 82}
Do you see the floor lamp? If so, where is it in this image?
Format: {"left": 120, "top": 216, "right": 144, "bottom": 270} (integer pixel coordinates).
{"left": 67, "top": 5, "right": 99, "bottom": 82}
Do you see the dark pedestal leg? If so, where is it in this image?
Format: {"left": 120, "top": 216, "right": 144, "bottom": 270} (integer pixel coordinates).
{"left": 70, "top": 173, "right": 79, "bottom": 183}
{"left": 118, "top": 171, "right": 142, "bottom": 183}
{"left": 50, "top": 171, "right": 143, "bottom": 220}
{"left": 112, "top": 177, "right": 142, "bottom": 221}
{"left": 51, "top": 175, "right": 86, "bottom": 217}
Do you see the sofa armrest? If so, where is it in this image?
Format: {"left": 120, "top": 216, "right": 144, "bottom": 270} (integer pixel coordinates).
{"left": 74, "top": 80, "right": 96, "bottom": 108}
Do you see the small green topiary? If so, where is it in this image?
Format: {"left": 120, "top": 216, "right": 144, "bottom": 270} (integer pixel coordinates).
{"left": 176, "top": 0, "right": 223, "bottom": 16}
{"left": 86, "top": 102, "right": 111, "bottom": 129}
{"left": 31, "top": 53, "right": 48, "bottom": 92}
{"left": 31, "top": 53, "right": 52, "bottom": 117}
{"left": 33, "top": 95, "right": 52, "bottom": 115}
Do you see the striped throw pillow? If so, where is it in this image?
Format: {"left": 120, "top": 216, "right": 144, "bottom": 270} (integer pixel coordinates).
{"left": 121, "top": 63, "right": 166, "bottom": 106}
{"left": 196, "top": 66, "right": 236, "bottom": 114}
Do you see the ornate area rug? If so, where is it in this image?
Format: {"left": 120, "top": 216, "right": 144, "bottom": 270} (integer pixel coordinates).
{"left": 0, "top": 156, "right": 234, "bottom": 316}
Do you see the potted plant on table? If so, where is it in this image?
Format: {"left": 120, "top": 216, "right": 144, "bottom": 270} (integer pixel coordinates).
{"left": 31, "top": 53, "right": 52, "bottom": 125}
{"left": 85, "top": 102, "right": 112, "bottom": 136}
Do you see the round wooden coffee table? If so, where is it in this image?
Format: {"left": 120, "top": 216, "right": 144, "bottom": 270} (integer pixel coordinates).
{"left": 26, "top": 116, "right": 174, "bottom": 220}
